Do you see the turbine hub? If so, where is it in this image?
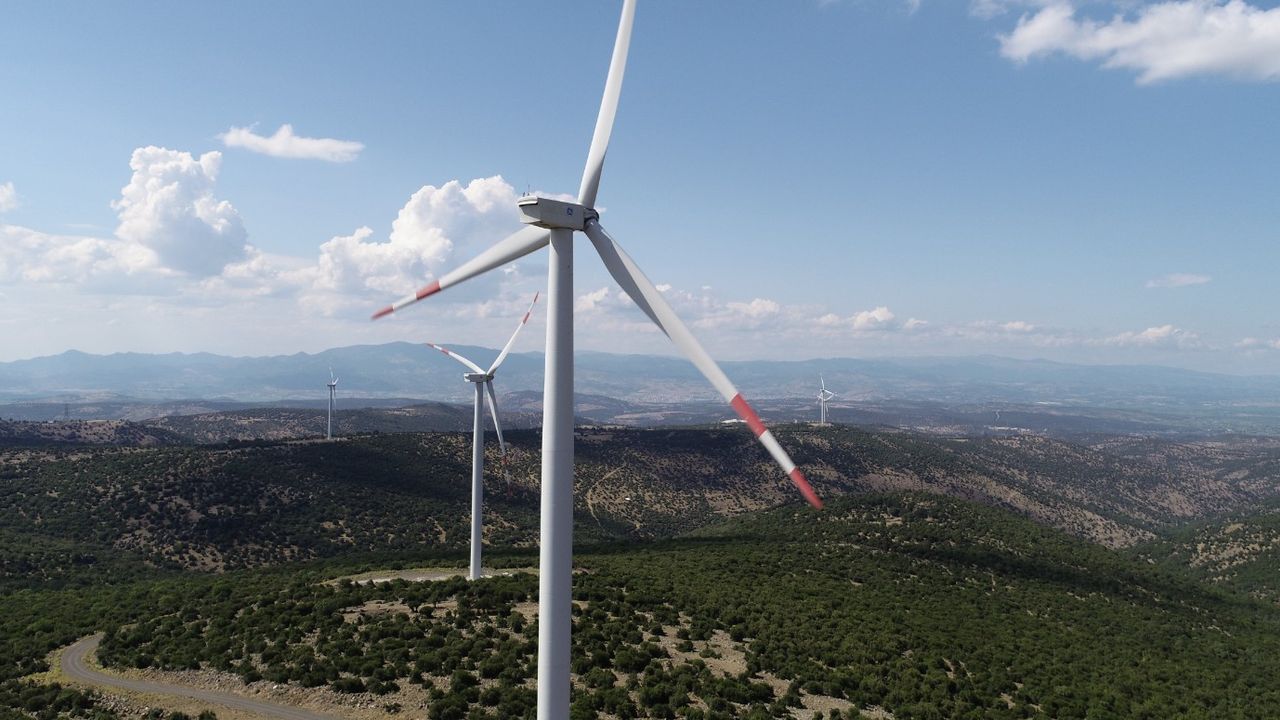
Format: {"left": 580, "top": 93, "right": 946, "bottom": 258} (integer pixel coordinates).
{"left": 517, "top": 196, "right": 597, "bottom": 231}
{"left": 464, "top": 372, "right": 494, "bottom": 383}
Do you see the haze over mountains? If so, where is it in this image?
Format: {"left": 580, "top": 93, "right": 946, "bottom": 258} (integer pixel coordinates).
{"left": 4, "top": 343, "right": 1279, "bottom": 410}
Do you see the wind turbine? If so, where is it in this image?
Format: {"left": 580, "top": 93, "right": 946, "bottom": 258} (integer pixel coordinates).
{"left": 818, "top": 376, "right": 836, "bottom": 425}
{"left": 425, "top": 293, "right": 539, "bottom": 582}
{"left": 326, "top": 368, "right": 338, "bottom": 440}
{"left": 371, "top": 2, "right": 821, "bottom": 715}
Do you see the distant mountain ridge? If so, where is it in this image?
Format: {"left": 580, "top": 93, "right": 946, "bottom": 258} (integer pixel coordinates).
{"left": 3, "top": 344, "right": 1279, "bottom": 411}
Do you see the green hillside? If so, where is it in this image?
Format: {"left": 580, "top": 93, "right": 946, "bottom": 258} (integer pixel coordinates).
{"left": 53, "top": 493, "right": 1280, "bottom": 719}
{"left": 1137, "top": 500, "right": 1280, "bottom": 602}
{"left": 2, "top": 426, "right": 1277, "bottom": 587}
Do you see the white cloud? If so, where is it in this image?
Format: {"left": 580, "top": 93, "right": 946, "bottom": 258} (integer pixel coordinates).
{"left": 1000, "top": 1, "right": 1280, "bottom": 83}
{"left": 1237, "top": 337, "right": 1280, "bottom": 350}
{"left": 1, "top": 147, "right": 251, "bottom": 290}
{"left": 219, "top": 124, "right": 364, "bottom": 162}
{"left": 1105, "top": 323, "right": 1202, "bottom": 347}
{"left": 0, "top": 182, "right": 17, "bottom": 213}
{"left": 726, "top": 298, "right": 781, "bottom": 318}
{"left": 1001, "top": 320, "right": 1038, "bottom": 332}
{"left": 576, "top": 287, "right": 613, "bottom": 313}
{"left": 1146, "top": 272, "right": 1211, "bottom": 288}
{"left": 852, "top": 306, "right": 897, "bottom": 331}
{"left": 0, "top": 170, "right": 550, "bottom": 323}
{"left": 814, "top": 306, "right": 921, "bottom": 333}
{"left": 113, "top": 147, "right": 248, "bottom": 277}
{"left": 311, "top": 177, "right": 527, "bottom": 301}
{"left": 0, "top": 225, "right": 155, "bottom": 285}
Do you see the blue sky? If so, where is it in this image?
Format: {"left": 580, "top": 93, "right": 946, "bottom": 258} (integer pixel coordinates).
{"left": 2, "top": 0, "right": 1278, "bottom": 373}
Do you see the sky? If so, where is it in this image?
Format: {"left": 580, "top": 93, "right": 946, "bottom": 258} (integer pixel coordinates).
{"left": 1, "top": 0, "right": 1278, "bottom": 374}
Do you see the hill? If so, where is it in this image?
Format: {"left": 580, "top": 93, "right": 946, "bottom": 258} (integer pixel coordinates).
{"left": 0, "top": 418, "right": 181, "bottom": 447}
{"left": 16, "top": 493, "right": 1274, "bottom": 719}
{"left": 142, "top": 402, "right": 536, "bottom": 444}
{"left": 1136, "top": 500, "right": 1280, "bottom": 603}
{"left": 3, "top": 425, "right": 1278, "bottom": 591}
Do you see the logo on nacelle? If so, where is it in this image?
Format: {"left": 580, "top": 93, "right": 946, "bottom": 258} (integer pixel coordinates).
{"left": 566, "top": 208, "right": 574, "bottom": 216}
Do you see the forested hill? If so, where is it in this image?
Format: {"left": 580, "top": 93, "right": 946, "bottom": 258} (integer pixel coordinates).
{"left": 0, "top": 418, "right": 180, "bottom": 446}
{"left": 31, "top": 493, "right": 1279, "bottom": 719}
{"left": 3, "top": 425, "right": 1278, "bottom": 587}
{"left": 1137, "top": 499, "right": 1280, "bottom": 603}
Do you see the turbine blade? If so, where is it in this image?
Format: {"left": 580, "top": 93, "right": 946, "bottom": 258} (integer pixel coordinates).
{"left": 577, "top": 0, "right": 637, "bottom": 208}
{"left": 583, "top": 220, "right": 822, "bottom": 509}
{"left": 372, "top": 225, "right": 550, "bottom": 319}
{"left": 488, "top": 292, "right": 541, "bottom": 374}
{"left": 484, "top": 380, "right": 506, "bottom": 454}
{"left": 426, "top": 343, "right": 485, "bottom": 374}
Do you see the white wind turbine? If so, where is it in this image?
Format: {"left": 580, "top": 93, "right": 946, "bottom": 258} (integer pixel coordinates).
{"left": 326, "top": 368, "right": 338, "bottom": 440}
{"left": 371, "top": 2, "right": 822, "bottom": 715}
{"left": 424, "top": 293, "right": 539, "bottom": 582}
{"left": 818, "top": 376, "right": 836, "bottom": 425}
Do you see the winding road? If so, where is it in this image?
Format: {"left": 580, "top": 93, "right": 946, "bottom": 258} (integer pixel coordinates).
{"left": 61, "top": 635, "right": 341, "bottom": 720}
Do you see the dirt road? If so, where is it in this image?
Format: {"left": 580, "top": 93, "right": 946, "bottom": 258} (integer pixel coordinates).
{"left": 61, "top": 635, "right": 341, "bottom": 720}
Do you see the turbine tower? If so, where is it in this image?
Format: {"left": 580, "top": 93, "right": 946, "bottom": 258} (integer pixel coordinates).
{"left": 818, "top": 376, "right": 836, "bottom": 425}
{"left": 371, "top": 3, "right": 822, "bottom": 715}
{"left": 425, "top": 293, "right": 539, "bottom": 581}
{"left": 326, "top": 368, "right": 338, "bottom": 440}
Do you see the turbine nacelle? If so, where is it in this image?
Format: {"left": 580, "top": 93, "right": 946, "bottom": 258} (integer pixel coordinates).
{"left": 464, "top": 372, "right": 495, "bottom": 384}
{"left": 518, "top": 196, "right": 597, "bottom": 231}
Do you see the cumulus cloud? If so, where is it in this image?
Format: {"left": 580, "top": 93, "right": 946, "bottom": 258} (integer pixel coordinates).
{"left": 576, "top": 287, "right": 614, "bottom": 313}
{"left": 940, "top": 319, "right": 1076, "bottom": 346}
{"left": 1105, "top": 323, "right": 1202, "bottom": 347}
{"left": 726, "top": 298, "right": 781, "bottom": 319}
{"left": 311, "top": 176, "right": 527, "bottom": 301}
{"left": 852, "top": 306, "right": 897, "bottom": 331}
{"left": 0, "top": 182, "right": 17, "bottom": 213}
{"left": 219, "top": 124, "right": 364, "bottom": 162}
{"left": 1001, "top": 320, "right": 1037, "bottom": 332}
{"left": 1237, "top": 337, "right": 1280, "bottom": 350}
{"left": 2, "top": 147, "right": 251, "bottom": 290}
{"left": 815, "top": 306, "right": 925, "bottom": 333}
{"left": 113, "top": 147, "right": 248, "bottom": 277}
{"left": 1000, "top": 1, "right": 1280, "bottom": 83}
{"left": 1146, "top": 272, "right": 1211, "bottom": 288}
{"left": 0, "top": 225, "right": 154, "bottom": 285}
{"left": 1, "top": 170, "right": 552, "bottom": 323}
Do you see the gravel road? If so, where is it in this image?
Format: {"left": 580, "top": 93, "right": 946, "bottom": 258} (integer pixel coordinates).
{"left": 61, "top": 635, "right": 342, "bottom": 720}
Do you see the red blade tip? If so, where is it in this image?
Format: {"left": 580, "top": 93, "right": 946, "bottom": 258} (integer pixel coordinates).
{"left": 789, "top": 468, "right": 823, "bottom": 510}
{"left": 371, "top": 306, "right": 394, "bottom": 320}
{"left": 416, "top": 280, "right": 442, "bottom": 300}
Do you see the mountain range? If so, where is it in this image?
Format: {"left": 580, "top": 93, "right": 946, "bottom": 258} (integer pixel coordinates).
{"left": 4, "top": 344, "right": 1279, "bottom": 412}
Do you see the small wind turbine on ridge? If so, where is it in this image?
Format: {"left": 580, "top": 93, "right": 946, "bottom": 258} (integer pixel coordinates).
{"left": 818, "top": 376, "right": 836, "bottom": 425}
{"left": 326, "top": 368, "right": 338, "bottom": 440}
{"left": 424, "top": 293, "right": 539, "bottom": 581}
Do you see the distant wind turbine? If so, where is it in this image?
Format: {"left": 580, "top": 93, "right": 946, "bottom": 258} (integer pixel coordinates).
{"left": 371, "top": 2, "right": 821, "bottom": 715}
{"left": 326, "top": 368, "right": 338, "bottom": 440}
{"left": 425, "top": 293, "right": 539, "bottom": 582}
{"left": 818, "top": 377, "right": 836, "bottom": 425}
